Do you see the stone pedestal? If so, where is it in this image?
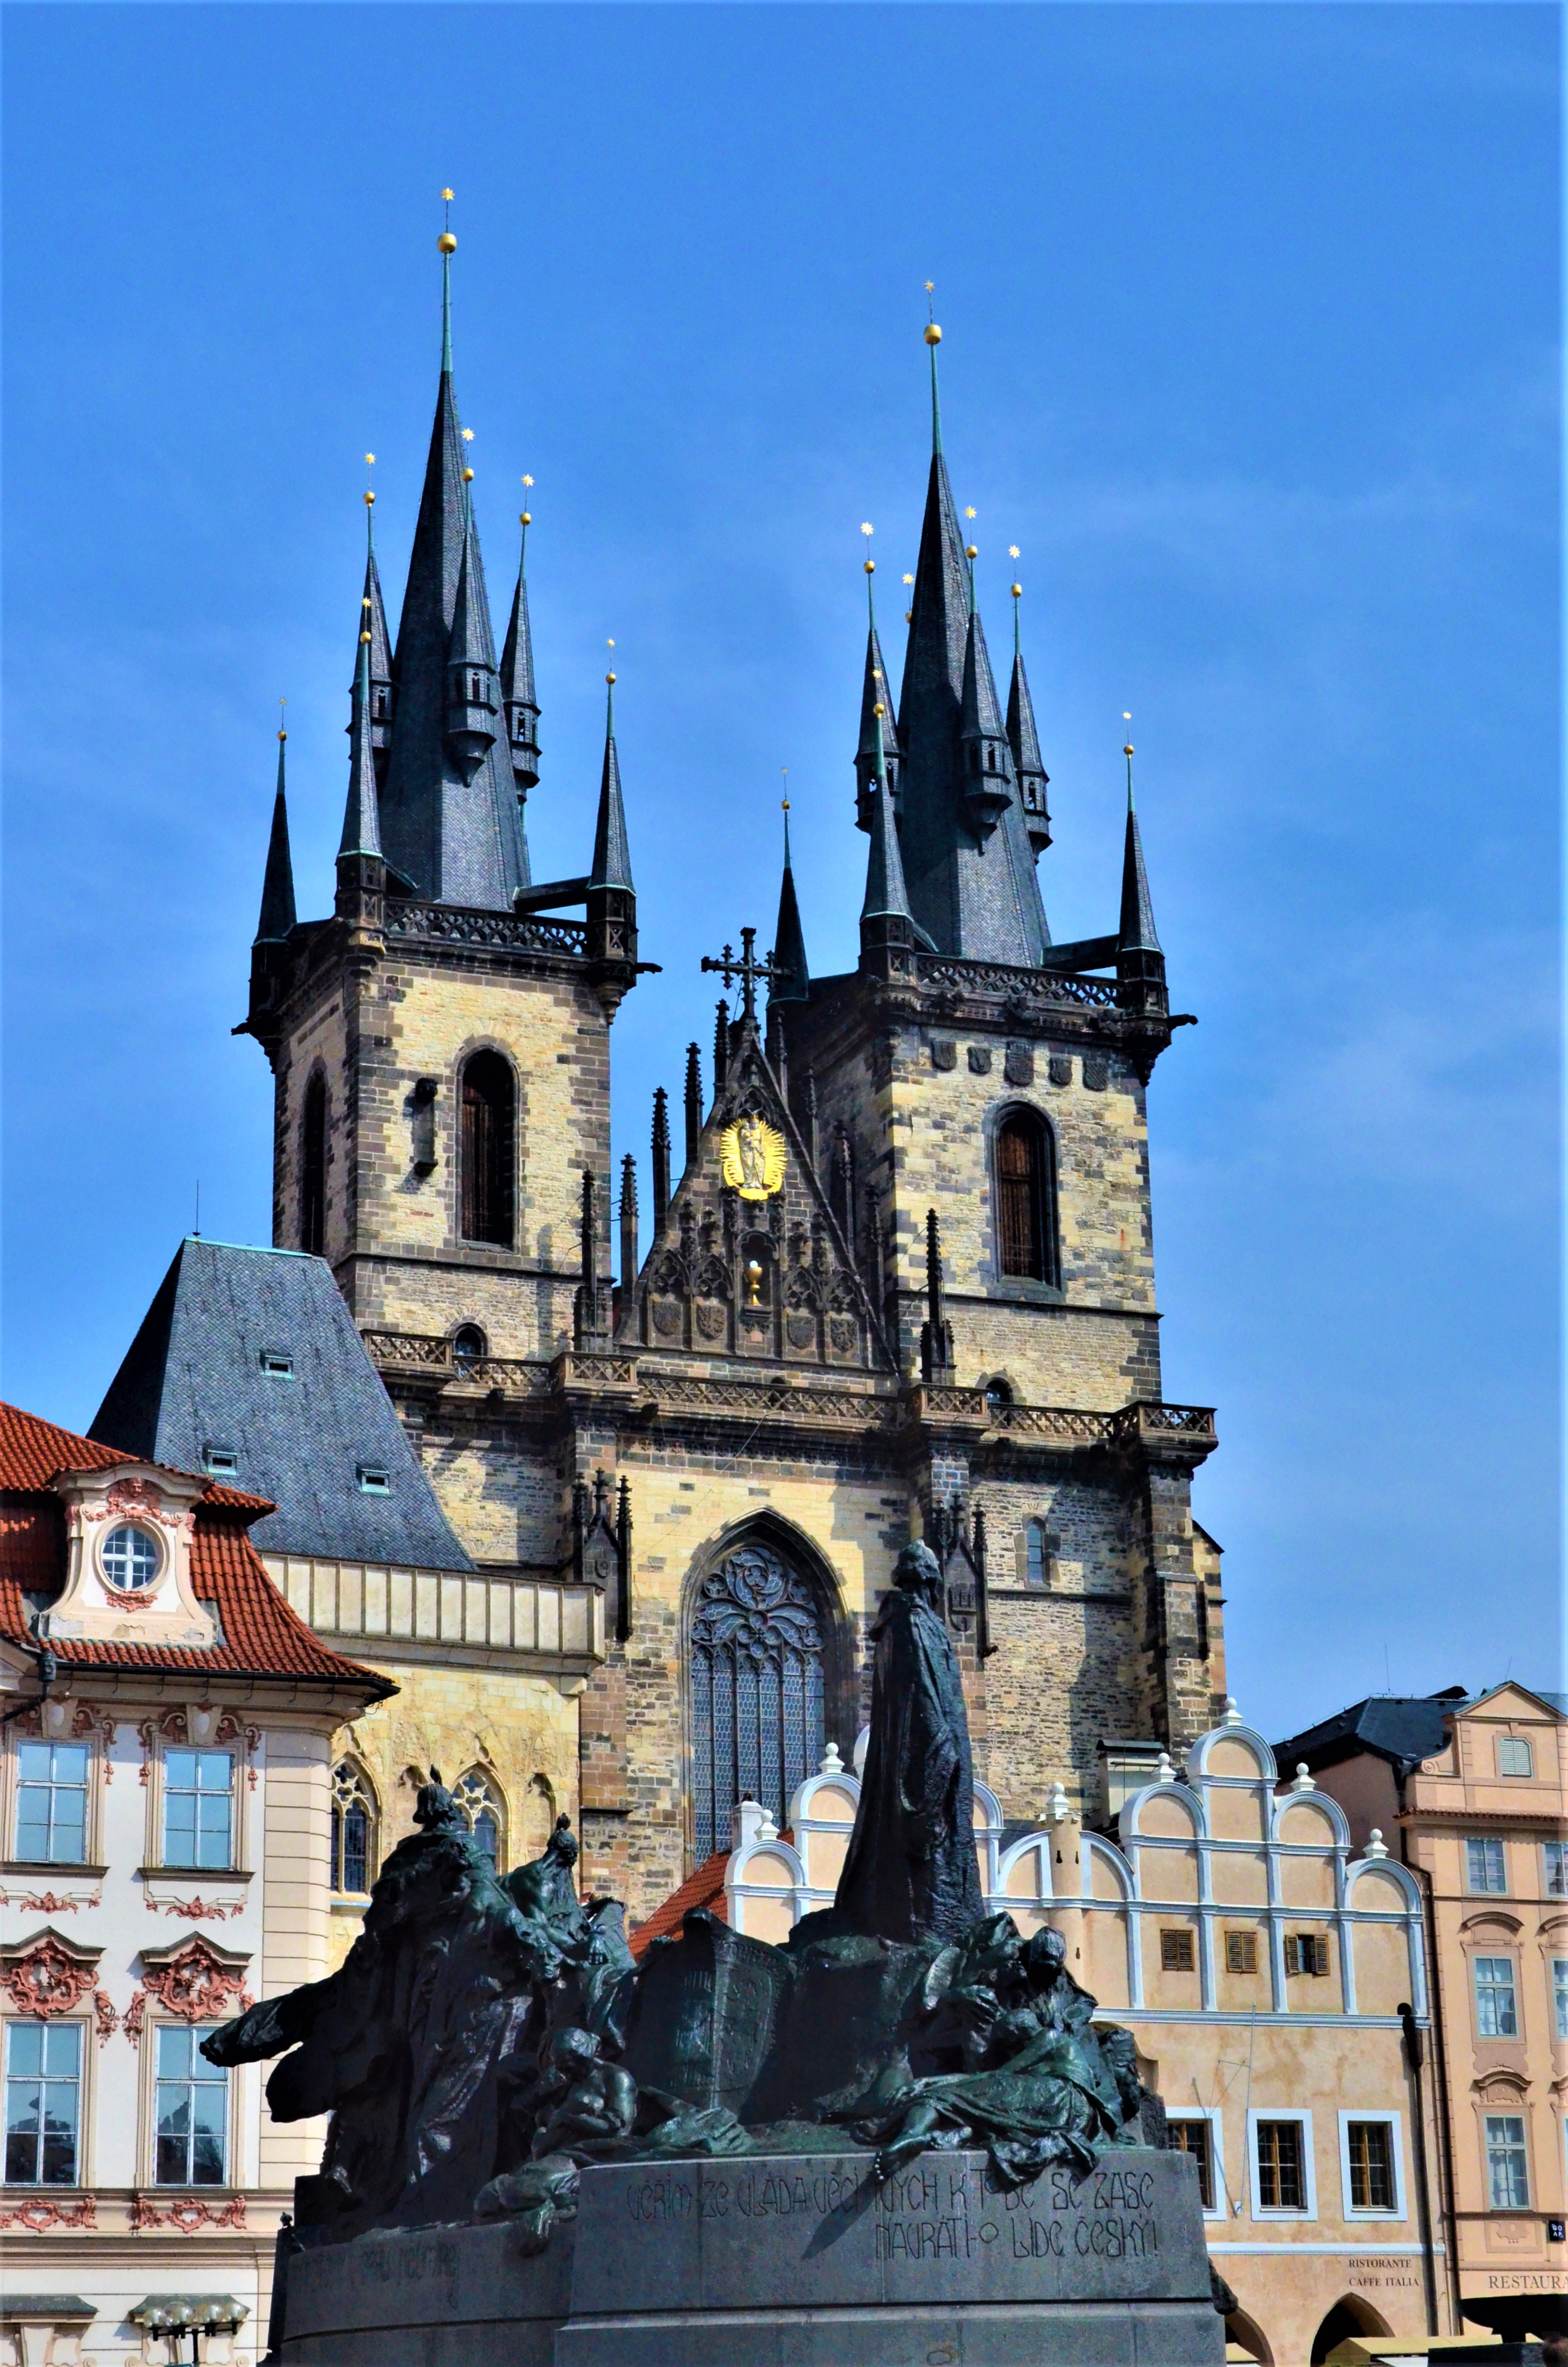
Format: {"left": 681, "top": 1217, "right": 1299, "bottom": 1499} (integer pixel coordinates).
{"left": 281, "top": 2147, "right": 1224, "bottom": 2365}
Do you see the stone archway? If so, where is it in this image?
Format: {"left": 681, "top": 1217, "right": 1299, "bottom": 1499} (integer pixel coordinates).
{"left": 1224, "top": 2308, "right": 1274, "bottom": 2364}
{"left": 687, "top": 1533, "right": 832, "bottom": 1862}
{"left": 1311, "top": 2294, "right": 1391, "bottom": 2364}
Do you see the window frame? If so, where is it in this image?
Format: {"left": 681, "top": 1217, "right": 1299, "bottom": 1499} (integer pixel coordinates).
{"left": 458, "top": 1047, "right": 518, "bottom": 1249}
{"left": 3, "top": 2014, "right": 87, "bottom": 2189}
{"left": 1225, "top": 1930, "right": 1260, "bottom": 1977}
{"left": 1543, "top": 1841, "right": 1566, "bottom": 1898}
{"left": 11, "top": 1735, "right": 93, "bottom": 1867}
{"left": 150, "top": 2019, "right": 230, "bottom": 2190}
{"left": 330, "top": 1760, "right": 378, "bottom": 1899}
{"left": 1167, "top": 2108, "right": 1226, "bottom": 2220}
{"left": 156, "top": 1745, "right": 237, "bottom": 1874}
{"left": 1466, "top": 1835, "right": 1509, "bottom": 1895}
{"left": 1473, "top": 1953, "right": 1520, "bottom": 2040}
{"left": 1159, "top": 1927, "right": 1196, "bottom": 1974}
{"left": 1337, "top": 2109, "right": 1407, "bottom": 2221}
{"left": 1552, "top": 1957, "right": 1568, "bottom": 2045}
{"left": 988, "top": 1103, "right": 1060, "bottom": 1289}
{"left": 1482, "top": 2111, "right": 1531, "bottom": 2211}
{"left": 1247, "top": 2108, "right": 1317, "bottom": 2220}
{"left": 1495, "top": 1735, "right": 1534, "bottom": 1779}
{"left": 451, "top": 1767, "right": 506, "bottom": 1873}
{"left": 1284, "top": 1931, "right": 1332, "bottom": 1978}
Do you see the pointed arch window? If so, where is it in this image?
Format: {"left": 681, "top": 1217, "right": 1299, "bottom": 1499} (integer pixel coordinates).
{"left": 452, "top": 1769, "right": 505, "bottom": 1871}
{"left": 689, "top": 1540, "right": 827, "bottom": 1864}
{"left": 330, "top": 1760, "right": 377, "bottom": 1896}
{"left": 300, "top": 1072, "right": 327, "bottom": 1256}
{"left": 994, "top": 1109, "right": 1058, "bottom": 1284}
{"left": 460, "top": 1051, "right": 515, "bottom": 1247}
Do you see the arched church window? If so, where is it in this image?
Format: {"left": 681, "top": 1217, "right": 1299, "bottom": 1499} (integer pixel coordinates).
{"left": 983, "top": 1376, "right": 1013, "bottom": 1418}
{"left": 1024, "top": 1520, "right": 1055, "bottom": 1590}
{"left": 452, "top": 1768, "right": 505, "bottom": 1870}
{"left": 995, "top": 1109, "right": 1057, "bottom": 1284}
{"left": 300, "top": 1072, "right": 327, "bottom": 1256}
{"left": 452, "top": 1323, "right": 486, "bottom": 1372}
{"left": 689, "top": 1540, "right": 827, "bottom": 1864}
{"left": 460, "top": 1051, "right": 515, "bottom": 1247}
{"left": 330, "top": 1761, "right": 376, "bottom": 1895}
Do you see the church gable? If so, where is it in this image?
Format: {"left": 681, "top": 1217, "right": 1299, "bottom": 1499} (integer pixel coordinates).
{"left": 623, "top": 1017, "right": 894, "bottom": 1373}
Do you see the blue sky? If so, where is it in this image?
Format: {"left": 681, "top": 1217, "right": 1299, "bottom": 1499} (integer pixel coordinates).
{"left": 3, "top": 4, "right": 1559, "bottom": 1743}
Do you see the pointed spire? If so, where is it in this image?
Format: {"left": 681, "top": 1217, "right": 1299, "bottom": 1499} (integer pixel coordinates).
{"left": 683, "top": 1044, "right": 703, "bottom": 1168}
{"left": 958, "top": 576, "right": 1013, "bottom": 839}
{"left": 919, "top": 1208, "right": 955, "bottom": 1380}
{"left": 618, "top": 1153, "right": 639, "bottom": 1293}
{"left": 770, "top": 799, "right": 809, "bottom": 1004}
{"left": 854, "top": 529, "right": 901, "bottom": 831}
{"left": 652, "top": 1088, "right": 671, "bottom": 1232}
{"left": 589, "top": 671, "right": 633, "bottom": 889}
{"left": 861, "top": 705, "right": 914, "bottom": 937}
{"left": 379, "top": 207, "right": 527, "bottom": 909}
{"left": 499, "top": 493, "right": 541, "bottom": 790}
{"left": 1006, "top": 572, "right": 1050, "bottom": 854}
{"left": 356, "top": 470, "right": 394, "bottom": 780}
{"left": 1118, "top": 736, "right": 1160, "bottom": 955}
{"left": 256, "top": 721, "right": 297, "bottom": 942}
{"left": 339, "top": 622, "right": 383, "bottom": 861}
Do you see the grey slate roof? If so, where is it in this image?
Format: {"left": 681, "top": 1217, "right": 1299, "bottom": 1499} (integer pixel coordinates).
{"left": 90, "top": 1239, "right": 473, "bottom": 1571}
{"left": 254, "top": 736, "right": 297, "bottom": 943}
{"left": 1273, "top": 1691, "right": 1469, "bottom": 1778}
{"left": 770, "top": 810, "right": 809, "bottom": 1004}
{"left": 588, "top": 681, "right": 633, "bottom": 891}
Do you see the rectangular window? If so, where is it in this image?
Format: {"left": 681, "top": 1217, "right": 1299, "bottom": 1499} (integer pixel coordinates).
{"left": 1545, "top": 1842, "right": 1567, "bottom": 1898}
{"left": 1160, "top": 1929, "right": 1195, "bottom": 1973}
{"left": 258, "top": 1352, "right": 295, "bottom": 1380}
{"left": 1169, "top": 2117, "right": 1215, "bottom": 2209}
{"left": 161, "top": 1749, "right": 234, "bottom": 1871}
{"left": 14, "top": 1740, "right": 88, "bottom": 1864}
{"left": 1496, "top": 1736, "right": 1534, "bottom": 1778}
{"left": 1225, "top": 1931, "right": 1259, "bottom": 1976}
{"left": 201, "top": 1445, "right": 238, "bottom": 1479}
{"left": 1485, "top": 2114, "right": 1530, "bottom": 2210}
{"left": 1466, "top": 1837, "right": 1508, "bottom": 1893}
{"left": 1347, "top": 2120, "right": 1396, "bottom": 2211}
{"left": 1285, "top": 1933, "right": 1330, "bottom": 1977}
{"left": 3, "top": 2020, "right": 81, "bottom": 2186}
{"left": 356, "top": 1467, "right": 390, "bottom": 1495}
{"left": 1474, "top": 1956, "right": 1519, "bottom": 2039}
{"left": 1255, "top": 2119, "right": 1305, "bottom": 2211}
{"left": 1553, "top": 1960, "right": 1568, "bottom": 2043}
{"left": 1024, "top": 1523, "right": 1051, "bottom": 1589}
{"left": 154, "top": 2025, "right": 228, "bottom": 2186}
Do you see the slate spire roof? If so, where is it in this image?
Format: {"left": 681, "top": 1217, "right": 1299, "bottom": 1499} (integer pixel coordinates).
{"left": 359, "top": 502, "right": 394, "bottom": 781}
{"left": 375, "top": 243, "right": 529, "bottom": 909}
{"left": 893, "top": 327, "right": 1049, "bottom": 967}
{"left": 861, "top": 706, "right": 913, "bottom": 926}
{"left": 770, "top": 804, "right": 809, "bottom": 1004}
{"left": 499, "top": 509, "right": 541, "bottom": 790}
{"left": 854, "top": 565, "right": 901, "bottom": 831}
{"left": 338, "top": 617, "right": 383, "bottom": 861}
{"left": 255, "top": 729, "right": 297, "bottom": 943}
{"left": 1006, "top": 592, "right": 1050, "bottom": 853}
{"left": 1118, "top": 753, "right": 1160, "bottom": 956}
{"left": 588, "top": 674, "right": 633, "bottom": 891}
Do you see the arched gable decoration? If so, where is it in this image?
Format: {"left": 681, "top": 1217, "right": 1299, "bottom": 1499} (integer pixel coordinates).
{"left": 689, "top": 1536, "right": 830, "bottom": 1863}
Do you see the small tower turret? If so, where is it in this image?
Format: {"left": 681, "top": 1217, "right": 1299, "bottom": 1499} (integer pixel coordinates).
{"left": 1116, "top": 735, "right": 1166, "bottom": 1020}
{"left": 443, "top": 505, "right": 499, "bottom": 783}
{"left": 499, "top": 492, "right": 541, "bottom": 793}
{"left": 586, "top": 668, "right": 638, "bottom": 1003}
{"left": 256, "top": 723, "right": 297, "bottom": 944}
{"left": 860, "top": 702, "right": 916, "bottom": 966}
{"left": 770, "top": 800, "right": 809, "bottom": 1006}
{"left": 1006, "top": 573, "right": 1050, "bottom": 855}
{"left": 336, "top": 618, "right": 386, "bottom": 925}
{"left": 357, "top": 471, "right": 395, "bottom": 784}
{"left": 958, "top": 551, "right": 1013, "bottom": 839}
{"left": 854, "top": 532, "right": 901, "bottom": 831}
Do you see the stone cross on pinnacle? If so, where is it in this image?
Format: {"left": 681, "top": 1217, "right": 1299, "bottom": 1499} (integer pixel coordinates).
{"left": 699, "top": 926, "right": 789, "bottom": 1025}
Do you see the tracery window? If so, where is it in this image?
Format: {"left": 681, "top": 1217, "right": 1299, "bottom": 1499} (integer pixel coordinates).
{"left": 460, "top": 1052, "right": 515, "bottom": 1247}
{"left": 300, "top": 1071, "right": 327, "bottom": 1256}
{"left": 331, "top": 1761, "right": 377, "bottom": 1896}
{"left": 994, "top": 1110, "right": 1058, "bottom": 1284}
{"left": 689, "top": 1540, "right": 827, "bottom": 1863}
{"left": 452, "top": 1769, "right": 505, "bottom": 1870}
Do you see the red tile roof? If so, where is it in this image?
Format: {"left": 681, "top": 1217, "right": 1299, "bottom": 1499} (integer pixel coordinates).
{"left": 0, "top": 1399, "right": 391, "bottom": 1696}
{"left": 628, "top": 1851, "right": 730, "bottom": 1958}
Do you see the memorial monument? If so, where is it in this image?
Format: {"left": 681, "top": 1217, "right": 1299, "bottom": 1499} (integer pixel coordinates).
{"left": 208, "top": 1544, "right": 1225, "bottom": 2362}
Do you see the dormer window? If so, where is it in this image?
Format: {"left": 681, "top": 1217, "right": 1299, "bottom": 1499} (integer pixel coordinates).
{"left": 470, "top": 672, "right": 484, "bottom": 703}
{"left": 102, "top": 1524, "right": 159, "bottom": 1593}
{"left": 259, "top": 1352, "right": 295, "bottom": 1380}
{"left": 356, "top": 1467, "right": 390, "bottom": 1495}
{"left": 202, "top": 1445, "right": 238, "bottom": 1480}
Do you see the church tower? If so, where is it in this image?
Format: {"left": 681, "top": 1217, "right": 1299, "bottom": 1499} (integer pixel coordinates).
{"left": 242, "top": 228, "right": 642, "bottom": 1452}
{"left": 238, "top": 270, "right": 1221, "bottom": 1922}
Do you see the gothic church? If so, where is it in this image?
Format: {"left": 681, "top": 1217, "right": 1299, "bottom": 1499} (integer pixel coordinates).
{"left": 206, "top": 239, "right": 1223, "bottom": 1919}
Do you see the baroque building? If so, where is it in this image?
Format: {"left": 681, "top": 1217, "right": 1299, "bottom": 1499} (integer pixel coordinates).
{"left": 219, "top": 234, "right": 1220, "bottom": 1925}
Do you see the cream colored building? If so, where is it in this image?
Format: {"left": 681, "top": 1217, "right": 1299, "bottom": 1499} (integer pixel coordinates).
{"left": 1285, "top": 1683, "right": 1568, "bottom": 2342}
{"left": 711, "top": 1704, "right": 1449, "bottom": 2367}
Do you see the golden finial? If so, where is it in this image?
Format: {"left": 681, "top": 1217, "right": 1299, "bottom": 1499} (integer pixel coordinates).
{"left": 364, "top": 451, "right": 376, "bottom": 507}
{"left": 524, "top": 474, "right": 534, "bottom": 486}
{"left": 438, "top": 188, "right": 456, "bottom": 254}
{"left": 362, "top": 595, "right": 372, "bottom": 611}
{"left": 964, "top": 507, "right": 976, "bottom": 521}
{"left": 873, "top": 700, "right": 886, "bottom": 718}
{"left": 462, "top": 427, "right": 473, "bottom": 442}
{"left": 781, "top": 765, "right": 789, "bottom": 815}
{"left": 519, "top": 473, "right": 533, "bottom": 527}
{"left": 607, "top": 672, "right": 617, "bottom": 684}
{"left": 1123, "top": 711, "right": 1133, "bottom": 758}
{"left": 903, "top": 572, "right": 914, "bottom": 585}
{"left": 360, "top": 630, "right": 372, "bottom": 645}
{"left": 965, "top": 544, "right": 978, "bottom": 561}
{"left": 462, "top": 467, "right": 474, "bottom": 481}
{"left": 278, "top": 696, "right": 286, "bottom": 743}
{"left": 862, "top": 521, "right": 874, "bottom": 575}
{"left": 924, "top": 280, "right": 941, "bottom": 344}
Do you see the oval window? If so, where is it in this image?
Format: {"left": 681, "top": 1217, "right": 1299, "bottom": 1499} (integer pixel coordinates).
{"left": 102, "top": 1523, "right": 160, "bottom": 1593}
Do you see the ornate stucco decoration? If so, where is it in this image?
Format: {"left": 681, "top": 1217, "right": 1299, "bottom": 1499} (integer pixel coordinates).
{"left": 0, "top": 1925, "right": 104, "bottom": 2018}
{"left": 44, "top": 1461, "right": 215, "bottom": 1651}
{"left": 127, "top": 1935, "right": 253, "bottom": 2038}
